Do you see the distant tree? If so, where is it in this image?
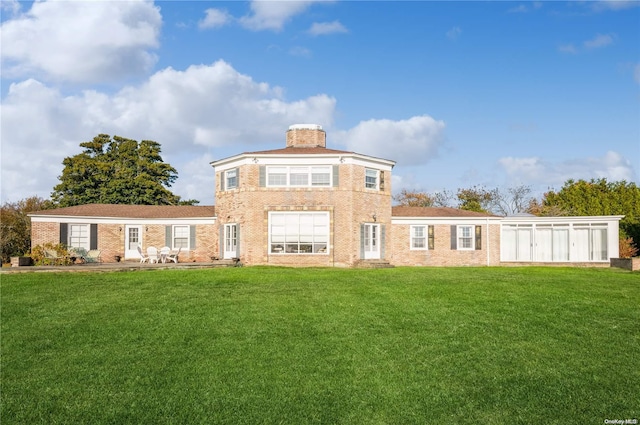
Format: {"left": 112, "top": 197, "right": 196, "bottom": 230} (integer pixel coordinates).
{"left": 0, "top": 196, "right": 54, "bottom": 263}
{"left": 540, "top": 178, "right": 640, "bottom": 248}
{"left": 51, "top": 134, "right": 198, "bottom": 206}
{"left": 393, "top": 188, "right": 455, "bottom": 207}
{"left": 489, "top": 185, "right": 534, "bottom": 216}
{"left": 457, "top": 186, "right": 495, "bottom": 213}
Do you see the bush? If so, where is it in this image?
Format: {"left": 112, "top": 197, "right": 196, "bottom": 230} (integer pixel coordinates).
{"left": 618, "top": 237, "right": 639, "bottom": 259}
{"left": 30, "top": 243, "right": 72, "bottom": 266}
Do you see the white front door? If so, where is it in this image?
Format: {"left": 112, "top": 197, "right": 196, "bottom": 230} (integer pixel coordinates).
{"left": 224, "top": 224, "right": 238, "bottom": 259}
{"left": 125, "top": 225, "right": 142, "bottom": 259}
{"left": 363, "top": 223, "right": 380, "bottom": 260}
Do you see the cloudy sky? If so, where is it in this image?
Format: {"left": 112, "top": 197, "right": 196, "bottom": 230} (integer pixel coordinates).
{"left": 1, "top": 0, "right": 638, "bottom": 205}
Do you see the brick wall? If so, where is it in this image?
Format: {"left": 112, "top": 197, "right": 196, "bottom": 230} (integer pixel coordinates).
{"left": 215, "top": 161, "right": 393, "bottom": 267}
{"left": 388, "top": 223, "right": 502, "bottom": 267}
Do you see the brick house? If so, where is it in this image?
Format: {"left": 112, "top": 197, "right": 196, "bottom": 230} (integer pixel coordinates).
{"left": 29, "top": 124, "right": 622, "bottom": 266}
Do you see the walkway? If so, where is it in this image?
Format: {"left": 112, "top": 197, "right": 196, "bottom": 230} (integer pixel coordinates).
{"left": 1, "top": 260, "right": 240, "bottom": 274}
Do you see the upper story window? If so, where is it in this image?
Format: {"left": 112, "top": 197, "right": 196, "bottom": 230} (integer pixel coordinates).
{"left": 266, "top": 166, "right": 332, "bottom": 187}
{"left": 226, "top": 168, "right": 238, "bottom": 189}
{"left": 365, "top": 168, "right": 379, "bottom": 190}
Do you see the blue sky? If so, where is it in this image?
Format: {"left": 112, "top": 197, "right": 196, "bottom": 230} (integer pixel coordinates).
{"left": 1, "top": 0, "right": 639, "bottom": 206}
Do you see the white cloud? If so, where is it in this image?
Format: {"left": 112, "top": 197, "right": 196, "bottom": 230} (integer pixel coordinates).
{"left": 498, "top": 151, "right": 636, "bottom": 188}
{"left": 0, "top": 0, "right": 161, "bottom": 84}
{"left": 0, "top": 61, "right": 337, "bottom": 204}
{"left": 584, "top": 33, "right": 615, "bottom": 49}
{"left": 446, "top": 26, "right": 462, "bottom": 41}
{"left": 289, "top": 46, "right": 312, "bottom": 57}
{"left": 591, "top": 0, "right": 640, "bottom": 11}
{"left": 0, "top": 0, "right": 21, "bottom": 16}
{"left": 199, "top": 8, "right": 232, "bottom": 30}
{"left": 239, "top": 1, "right": 317, "bottom": 31}
{"left": 308, "top": 20, "right": 348, "bottom": 36}
{"left": 558, "top": 43, "right": 578, "bottom": 54}
{"left": 333, "top": 116, "right": 446, "bottom": 166}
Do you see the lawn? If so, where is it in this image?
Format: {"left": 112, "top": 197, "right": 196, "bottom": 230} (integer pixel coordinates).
{"left": 1, "top": 267, "right": 638, "bottom": 424}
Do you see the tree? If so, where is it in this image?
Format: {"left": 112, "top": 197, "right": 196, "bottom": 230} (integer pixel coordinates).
{"left": 539, "top": 178, "right": 640, "bottom": 248}
{"left": 489, "top": 185, "right": 534, "bottom": 216}
{"left": 457, "top": 186, "right": 495, "bottom": 213}
{"left": 0, "top": 196, "right": 54, "bottom": 263}
{"left": 51, "top": 134, "right": 198, "bottom": 206}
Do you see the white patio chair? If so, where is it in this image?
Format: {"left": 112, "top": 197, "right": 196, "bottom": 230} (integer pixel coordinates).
{"left": 147, "top": 246, "right": 159, "bottom": 264}
{"left": 160, "top": 246, "right": 171, "bottom": 263}
{"left": 166, "top": 247, "right": 181, "bottom": 263}
{"left": 137, "top": 245, "right": 150, "bottom": 263}
{"left": 85, "top": 250, "right": 102, "bottom": 263}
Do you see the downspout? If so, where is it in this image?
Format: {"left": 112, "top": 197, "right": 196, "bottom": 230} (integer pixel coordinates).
{"left": 486, "top": 218, "right": 490, "bottom": 266}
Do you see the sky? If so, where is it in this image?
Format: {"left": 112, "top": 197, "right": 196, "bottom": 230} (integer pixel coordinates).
{"left": 1, "top": 0, "right": 639, "bottom": 206}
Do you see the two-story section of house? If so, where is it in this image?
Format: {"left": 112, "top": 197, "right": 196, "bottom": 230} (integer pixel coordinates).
{"left": 211, "top": 124, "right": 395, "bottom": 267}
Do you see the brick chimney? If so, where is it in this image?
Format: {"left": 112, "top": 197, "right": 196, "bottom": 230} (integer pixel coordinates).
{"left": 286, "top": 124, "right": 326, "bottom": 148}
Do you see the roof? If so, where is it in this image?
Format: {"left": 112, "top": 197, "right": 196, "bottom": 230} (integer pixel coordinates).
{"left": 29, "top": 204, "right": 216, "bottom": 219}
{"left": 392, "top": 206, "right": 499, "bottom": 218}
{"left": 243, "top": 146, "right": 355, "bottom": 155}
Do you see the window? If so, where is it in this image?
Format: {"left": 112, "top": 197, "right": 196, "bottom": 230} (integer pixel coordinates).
{"left": 173, "top": 225, "right": 190, "bottom": 249}
{"left": 266, "top": 166, "right": 331, "bottom": 187}
{"left": 365, "top": 168, "right": 378, "bottom": 189}
{"left": 225, "top": 168, "right": 238, "bottom": 189}
{"left": 458, "top": 225, "right": 474, "bottom": 250}
{"left": 269, "top": 212, "right": 329, "bottom": 254}
{"left": 411, "top": 226, "right": 427, "bottom": 250}
{"left": 68, "top": 224, "right": 90, "bottom": 250}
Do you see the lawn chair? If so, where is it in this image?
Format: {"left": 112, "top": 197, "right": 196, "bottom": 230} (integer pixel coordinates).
{"left": 85, "top": 250, "right": 102, "bottom": 263}
{"left": 137, "top": 245, "right": 150, "bottom": 263}
{"left": 160, "top": 246, "right": 171, "bottom": 263}
{"left": 166, "top": 247, "right": 181, "bottom": 263}
{"left": 147, "top": 246, "right": 159, "bottom": 264}
{"left": 44, "top": 249, "right": 66, "bottom": 265}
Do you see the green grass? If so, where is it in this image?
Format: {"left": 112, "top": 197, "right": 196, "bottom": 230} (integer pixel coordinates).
{"left": 1, "top": 267, "right": 638, "bottom": 424}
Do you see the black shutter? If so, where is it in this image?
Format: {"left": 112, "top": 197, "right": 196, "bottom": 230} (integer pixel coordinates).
{"left": 259, "top": 166, "right": 266, "bottom": 187}
{"left": 379, "top": 171, "right": 385, "bottom": 191}
{"left": 60, "top": 223, "right": 68, "bottom": 245}
{"left": 380, "top": 224, "right": 386, "bottom": 259}
{"left": 220, "top": 171, "right": 225, "bottom": 191}
{"left": 165, "top": 226, "right": 171, "bottom": 247}
{"left": 90, "top": 224, "right": 98, "bottom": 250}
{"left": 235, "top": 168, "right": 240, "bottom": 188}
{"left": 475, "top": 225, "right": 482, "bottom": 250}
{"left": 360, "top": 224, "right": 365, "bottom": 259}
{"left": 332, "top": 165, "right": 339, "bottom": 187}
{"left": 428, "top": 225, "right": 435, "bottom": 250}
{"left": 450, "top": 225, "right": 457, "bottom": 250}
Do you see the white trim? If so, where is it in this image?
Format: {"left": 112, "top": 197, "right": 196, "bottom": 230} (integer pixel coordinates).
{"left": 392, "top": 217, "right": 501, "bottom": 225}
{"left": 211, "top": 152, "right": 395, "bottom": 172}
{"left": 409, "top": 225, "right": 428, "bottom": 251}
{"left": 456, "top": 225, "right": 475, "bottom": 251}
{"left": 30, "top": 216, "right": 215, "bottom": 225}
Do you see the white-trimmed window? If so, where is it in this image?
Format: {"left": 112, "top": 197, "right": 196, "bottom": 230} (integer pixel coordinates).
{"left": 267, "top": 166, "right": 331, "bottom": 187}
{"left": 365, "top": 168, "right": 379, "bottom": 189}
{"left": 411, "top": 226, "right": 427, "bottom": 250}
{"left": 269, "top": 212, "right": 329, "bottom": 254}
{"left": 457, "top": 225, "right": 474, "bottom": 250}
{"left": 68, "top": 224, "right": 90, "bottom": 250}
{"left": 173, "top": 225, "right": 190, "bottom": 249}
{"left": 225, "top": 168, "right": 238, "bottom": 189}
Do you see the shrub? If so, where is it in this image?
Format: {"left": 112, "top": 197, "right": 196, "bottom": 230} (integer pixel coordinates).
{"left": 618, "top": 237, "right": 639, "bottom": 259}
{"left": 30, "top": 243, "right": 71, "bottom": 266}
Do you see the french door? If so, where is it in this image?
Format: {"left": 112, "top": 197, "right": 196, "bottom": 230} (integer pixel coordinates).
{"left": 224, "top": 224, "right": 238, "bottom": 259}
{"left": 363, "top": 223, "right": 380, "bottom": 260}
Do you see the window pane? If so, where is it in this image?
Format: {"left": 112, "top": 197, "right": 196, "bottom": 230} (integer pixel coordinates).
{"left": 290, "top": 167, "right": 309, "bottom": 186}
{"left": 270, "top": 212, "right": 329, "bottom": 255}
{"left": 226, "top": 169, "right": 237, "bottom": 189}
{"left": 311, "top": 167, "right": 331, "bottom": 186}
{"left": 365, "top": 169, "right": 377, "bottom": 189}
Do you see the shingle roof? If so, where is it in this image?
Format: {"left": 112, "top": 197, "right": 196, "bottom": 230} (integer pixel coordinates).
{"left": 392, "top": 206, "right": 499, "bottom": 218}
{"left": 243, "top": 146, "right": 356, "bottom": 155}
{"left": 29, "top": 204, "right": 216, "bottom": 219}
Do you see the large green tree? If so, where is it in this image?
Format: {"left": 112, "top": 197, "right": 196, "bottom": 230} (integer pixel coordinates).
{"left": 0, "top": 196, "right": 54, "bottom": 263}
{"left": 539, "top": 178, "right": 640, "bottom": 246}
{"left": 51, "top": 134, "right": 198, "bottom": 206}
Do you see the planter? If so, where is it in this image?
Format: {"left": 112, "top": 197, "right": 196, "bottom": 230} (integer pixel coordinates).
{"left": 11, "top": 256, "right": 33, "bottom": 267}
{"left": 610, "top": 257, "right": 640, "bottom": 272}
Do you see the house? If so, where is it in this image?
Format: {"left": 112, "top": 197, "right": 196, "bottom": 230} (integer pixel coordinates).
{"left": 29, "top": 124, "right": 623, "bottom": 266}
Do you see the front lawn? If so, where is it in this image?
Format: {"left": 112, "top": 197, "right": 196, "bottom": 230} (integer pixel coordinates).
{"left": 1, "top": 267, "right": 638, "bottom": 424}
